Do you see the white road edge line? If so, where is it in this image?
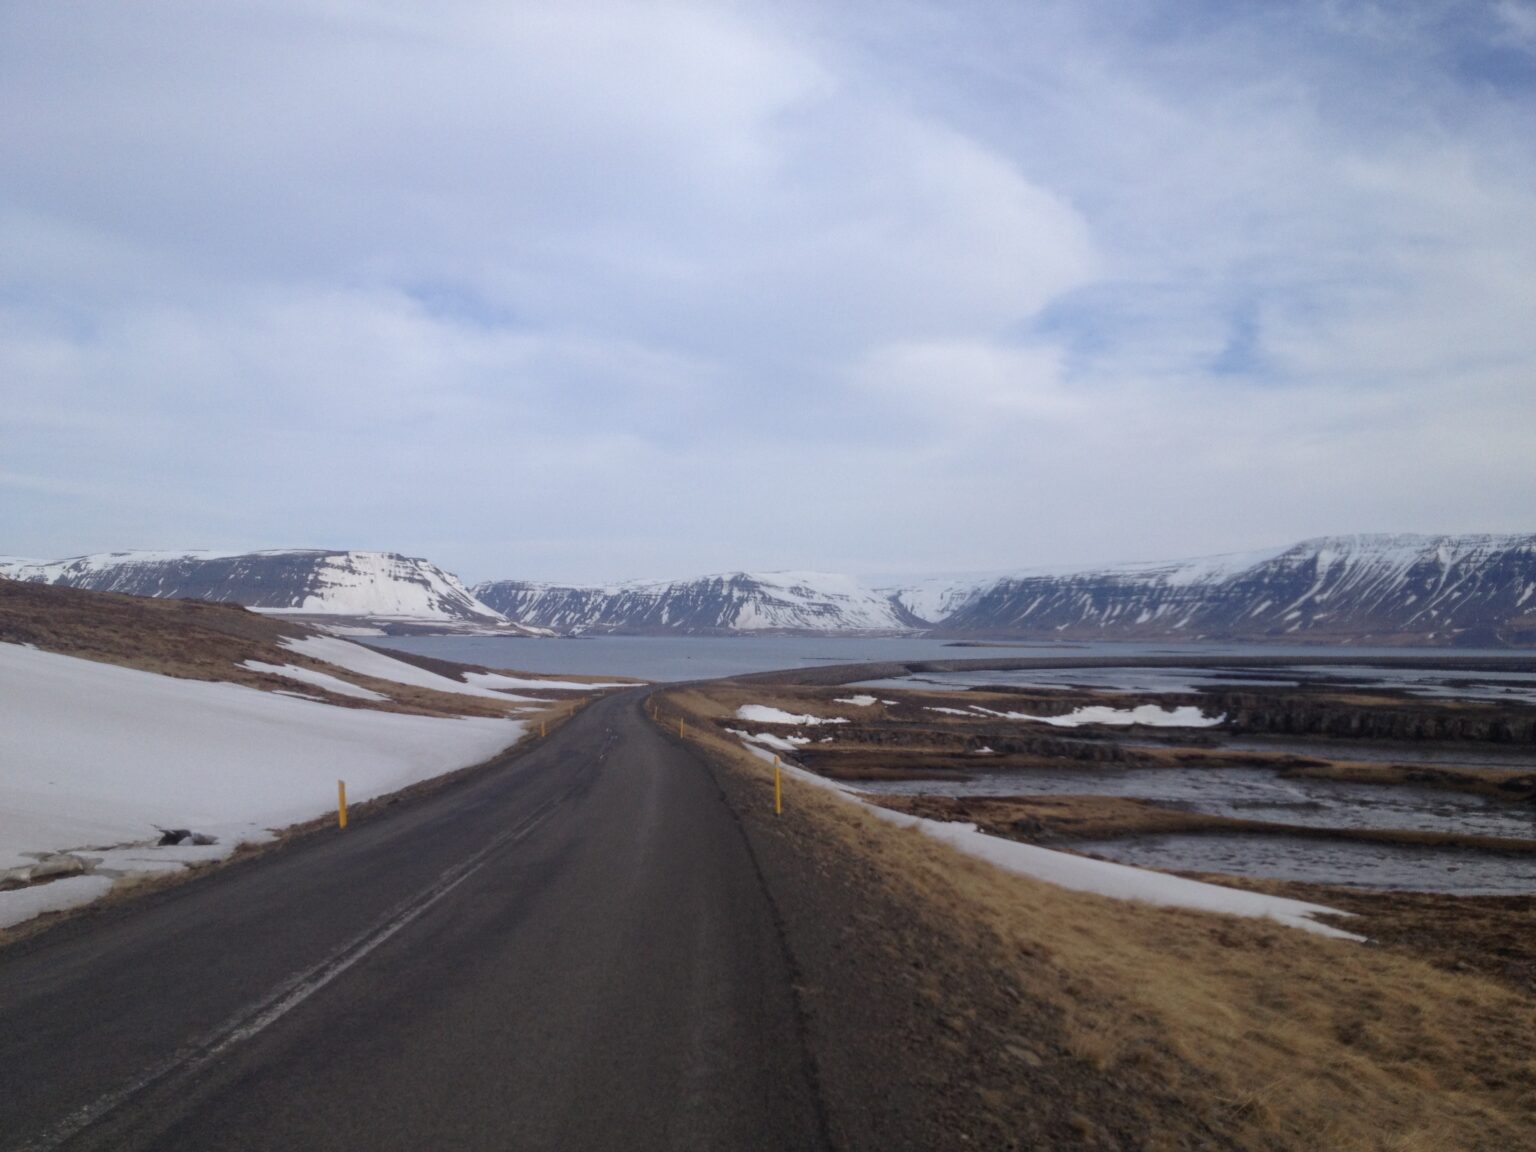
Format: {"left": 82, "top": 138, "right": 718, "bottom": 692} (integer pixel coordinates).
{"left": 17, "top": 796, "right": 565, "bottom": 1152}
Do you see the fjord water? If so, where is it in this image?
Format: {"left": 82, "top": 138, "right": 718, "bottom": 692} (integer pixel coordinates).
{"left": 365, "top": 634, "right": 1527, "bottom": 683}
{"left": 370, "top": 634, "right": 1050, "bottom": 679}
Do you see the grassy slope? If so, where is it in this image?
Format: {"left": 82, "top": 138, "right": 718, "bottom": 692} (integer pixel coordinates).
{"left": 0, "top": 580, "right": 558, "bottom": 720}
{"left": 661, "top": 684, "right": 1536, "bottom": 1152}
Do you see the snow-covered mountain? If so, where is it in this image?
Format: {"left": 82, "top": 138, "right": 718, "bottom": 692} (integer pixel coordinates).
{"left": 476, "top": 534, "right": 1536, "bottom": 644}
{"left": 2, "top": 550, "right": 528, "bottom": 633}
{"left": 941, "top": 534, "right": 1536, "bottom": 646}
{"left": 473, "top": 571, "right": 920, "bottom": 635}
{"left": 11, "top": 534, "right": 1532, "bottom": 643}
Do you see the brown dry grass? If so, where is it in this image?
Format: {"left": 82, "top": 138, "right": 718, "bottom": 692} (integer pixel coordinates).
{"left": 662, "top": 684, "right": 1536, "bottom": 1151}
{"left": 1184, "top": 874, "right": 1536, "bottom": 996}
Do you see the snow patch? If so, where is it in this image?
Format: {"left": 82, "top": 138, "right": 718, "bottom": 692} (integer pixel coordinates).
{"left": 982, "top": 704, "right": 1222, "bottom": 728}
{"left": 725, "top": 727, "right": 809, "bottom": 753}
{"left": 462, "top": 670, "right": 634, "bottom": 692}
{"left": 0, "top": 875, "right": 117, "bottom": 930}
{"left": 239, "top": 660, "right": 390, "bottom": 701}
{"left": 867, "top": 804, "right": 1360, "bottom": 940}
{"left": 279, "top": 636, "right": 527, "bottom": 701}
{"left": 735, "top": 704, "right": 849, "bottom": 726}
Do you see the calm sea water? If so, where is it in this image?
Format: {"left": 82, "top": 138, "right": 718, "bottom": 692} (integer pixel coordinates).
{"left": 364, "top": 634, "right": 1525, "bottom": 683}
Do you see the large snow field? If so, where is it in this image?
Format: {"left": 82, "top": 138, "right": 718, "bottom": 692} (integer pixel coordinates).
{"left": 735, "top": 740, "right": 1357, "bottom": 939}
{"left": 0, "top": 643, "right": 526, "bottom": 928}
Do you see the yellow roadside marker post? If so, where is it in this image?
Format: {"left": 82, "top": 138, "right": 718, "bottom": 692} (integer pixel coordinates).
{"left": 540, "top": 719, "right": 546, "bottom": 738}
{"left": 337, "top": 780, "right": 348, "bottom": 829}
{"left": 774, "top": 756, "right": 782, "bottom": 815}
{"left": 679, "top": 717, "right": 686, "bottom": 738}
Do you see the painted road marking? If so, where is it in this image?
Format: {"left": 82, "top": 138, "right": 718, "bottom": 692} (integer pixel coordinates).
{"left": 16, "top": 794, "right": 568, "bottom": 1152}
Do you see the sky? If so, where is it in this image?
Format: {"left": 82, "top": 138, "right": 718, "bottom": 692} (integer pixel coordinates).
{"left": 2, "top": 0, "right": 1533, "bottom": 584}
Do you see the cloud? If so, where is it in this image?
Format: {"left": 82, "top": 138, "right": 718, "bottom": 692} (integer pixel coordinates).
{"left": 852, "top": 340, "right": 1079, "bottom": 429}
{"left": 2, "top": 1, "right": 1532, "bottom": 580}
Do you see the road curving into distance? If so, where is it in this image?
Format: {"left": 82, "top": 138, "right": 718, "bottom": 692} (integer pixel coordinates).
{"left": 0, "top": 690, "right": 828, "bottom": 1152}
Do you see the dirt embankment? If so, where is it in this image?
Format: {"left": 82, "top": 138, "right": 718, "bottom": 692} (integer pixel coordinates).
{"left": 1210, "top": 690, "right": 1536, "bottom": 744}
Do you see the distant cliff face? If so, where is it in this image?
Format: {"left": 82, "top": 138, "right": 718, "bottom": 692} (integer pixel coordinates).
{"left": 940, "top": 535, "right": 1536, "bottom": 646}
{"left": 473, "top": 572, "right": 921, "bottom": 635}
{"left": 2, "top": 550, "right": 512, "bottom": 628}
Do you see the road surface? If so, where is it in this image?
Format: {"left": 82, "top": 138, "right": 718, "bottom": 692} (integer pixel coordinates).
{"left": 0, "top": 690, "right": 829, "bottom": 1151}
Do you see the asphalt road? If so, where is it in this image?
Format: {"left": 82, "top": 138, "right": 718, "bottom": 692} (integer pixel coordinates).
{"left": 0, "top": 691, "right": 829, "bottom": 1151}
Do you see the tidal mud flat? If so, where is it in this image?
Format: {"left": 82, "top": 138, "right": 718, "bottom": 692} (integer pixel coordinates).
{"left": 712, "top": 655, "right": 1536, "bottom": 979}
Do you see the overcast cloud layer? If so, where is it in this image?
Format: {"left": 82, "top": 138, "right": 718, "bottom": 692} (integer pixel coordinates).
{"left": 3, "top": 1, "right": 1533, "bottom": 583}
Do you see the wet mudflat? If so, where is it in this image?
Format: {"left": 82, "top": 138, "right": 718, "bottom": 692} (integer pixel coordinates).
{"left": 854, "top": 763, "right": 1536, "bottom": 841}
{"left": 1071, "top": 832, "right": 1536, "bottom": 894}
{"left": 856, "top": 662, "right": 1536, "bottom": 704}
{"left": 741, "top": 657, "right": 1536, "bottom": 895}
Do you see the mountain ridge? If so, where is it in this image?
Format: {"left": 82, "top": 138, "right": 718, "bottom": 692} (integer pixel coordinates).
{"left": 0, "top": 549, "right": 536, "bottom": 635}
{"left": 939, "top": 533, "right": 1536, "bottom": 646}
{"left": 6, "top": 534, "right": 1534, "bottom": 644}
{"left": 475, "top": 534, "right": 1536, "bottom": 644}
